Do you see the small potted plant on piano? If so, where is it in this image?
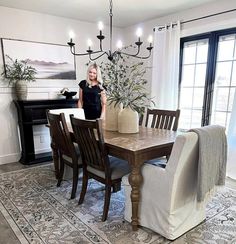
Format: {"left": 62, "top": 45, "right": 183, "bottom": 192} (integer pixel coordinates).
{"left": 1, "top": 55, "right": 37, "bottom": 100}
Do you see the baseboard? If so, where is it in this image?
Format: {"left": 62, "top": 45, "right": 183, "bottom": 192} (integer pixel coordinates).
{"left": 35, "top": 148, "right": 51, "bottom": 154}
{"left": 0, "top": 153, "right": 21, "bottom": 165}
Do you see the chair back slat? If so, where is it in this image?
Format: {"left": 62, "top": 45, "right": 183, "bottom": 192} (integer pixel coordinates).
{"left": 71, "top": 117, "right": 110, "bottom": 173}
{"left": 145, "top": 109, "right": 180, "bottom": 131}
{"left": 47, "top": 111, "right": 76, "bottom": 159}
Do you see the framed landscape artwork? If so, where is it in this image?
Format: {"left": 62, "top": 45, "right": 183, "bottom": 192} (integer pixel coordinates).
{"left": 1, "top": 38, "right": 76, "bottom": 79}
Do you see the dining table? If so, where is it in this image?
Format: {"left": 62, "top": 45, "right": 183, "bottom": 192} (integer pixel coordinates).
{"left": 88, "top": 126, "right": 178, "bottom": 230}
{"left": 51, "top": 123, "right": 178, "bottom": 231}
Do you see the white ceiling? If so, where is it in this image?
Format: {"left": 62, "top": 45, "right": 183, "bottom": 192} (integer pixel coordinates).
{"left": 0, "top": 0, "right": 218, "bottom": 27}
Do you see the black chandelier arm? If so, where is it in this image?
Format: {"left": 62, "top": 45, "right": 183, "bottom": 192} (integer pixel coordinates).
{"left": 89, "top": 51, "right": 107, "bottom": 61}
{"left": 69, "top": 46, "right": 104, "bottom": 56}
{"left": 119, "top": 49, "right": 152, "bottom": 59}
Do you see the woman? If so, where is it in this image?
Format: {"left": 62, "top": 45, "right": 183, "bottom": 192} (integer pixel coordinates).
{"left": 78, "top": 63, "right": 106, "bottom": 120}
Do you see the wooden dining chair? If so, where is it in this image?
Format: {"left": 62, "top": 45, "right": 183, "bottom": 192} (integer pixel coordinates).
{"left": 47, "top": 111, "right": 82, "bottom": 199}
{"left": 70, "top": 116, "right": 131, "bottom": 221}
{"left": 144, "top": 109, "right": 180, "bottom": 167}
{"left": 145, "top": 108, "right": 180, "bottom": 131}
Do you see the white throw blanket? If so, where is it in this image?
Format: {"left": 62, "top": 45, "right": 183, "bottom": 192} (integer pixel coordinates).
{"left": 189, "top": 125, "right": 227, "bottom": 202}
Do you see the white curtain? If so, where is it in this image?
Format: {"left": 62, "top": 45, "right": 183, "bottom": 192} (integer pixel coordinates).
{"left": 227, "top": 92, "right": 236, "bottom": 180}
{"left": 151, "top": 21, "right": 180, "bottom": 110}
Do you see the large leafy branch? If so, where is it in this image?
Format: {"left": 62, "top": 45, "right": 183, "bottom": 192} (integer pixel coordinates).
{"left": 100, "top": 55, "right": 153, "bottom": 113}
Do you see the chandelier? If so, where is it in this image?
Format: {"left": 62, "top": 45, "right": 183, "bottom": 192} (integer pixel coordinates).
{"left": 67, "top": 0, "right": 153, "bottom": 61}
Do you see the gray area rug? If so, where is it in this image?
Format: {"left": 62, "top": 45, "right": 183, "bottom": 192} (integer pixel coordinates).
{"left": 0, "top": 164, "right": 235, "bottom": 244}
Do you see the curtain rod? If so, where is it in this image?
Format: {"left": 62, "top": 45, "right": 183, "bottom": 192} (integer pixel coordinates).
{"left": 153, "top": 8, "right": 236, "bottom": 31}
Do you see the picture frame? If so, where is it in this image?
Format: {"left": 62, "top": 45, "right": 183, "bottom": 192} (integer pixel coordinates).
{"left": 1, "top": 38, "right": 76, "bottom": 80}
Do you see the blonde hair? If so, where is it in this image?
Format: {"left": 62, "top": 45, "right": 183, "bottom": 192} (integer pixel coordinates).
{"left": 86, "top": 63, "right": 103, "bottom": 87}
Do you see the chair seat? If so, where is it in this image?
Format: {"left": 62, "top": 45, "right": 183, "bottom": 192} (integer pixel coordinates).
{"left": 62, "top": 143, "right": 82, "bottom": 165}
{"left": 87, "top": 156, "right": 130, "bottom": 180}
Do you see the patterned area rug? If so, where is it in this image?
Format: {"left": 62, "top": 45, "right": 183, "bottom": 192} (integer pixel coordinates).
{"left": 0, "top": 164, "right": 236, "bottom": 244}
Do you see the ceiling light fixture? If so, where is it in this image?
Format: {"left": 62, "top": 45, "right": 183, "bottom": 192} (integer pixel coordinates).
{"left": 67, "top": 0, "right": 153, "bottom": 61}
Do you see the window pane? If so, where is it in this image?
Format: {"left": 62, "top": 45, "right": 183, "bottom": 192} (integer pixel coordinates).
{"left": 232, "top": 61, "right": 236, "bottom": 86}
{"left": 211, "top": 111, "right": 227, "bottom": 127}
{"left": 180, "top": 88, "right": 193, "bottom": 108}
{"left": 191, "top": 110, "right": 202, "bottom": 128}
{"left": 213, "top": 88, "right": 229, "bottom": 111}
{"left": 196, "top": 40, "right": 208, "bottom": 63}
{"left": 193, "top": 88, "right": 204, "bottom": 109}
{"left": 228, "top": 88, "right": 236, "bottom": 111}
{"left": 226, "top": 112, "right": 232, "bottom": 131}
{"left": 179, "top": 109, "right": 191, "bottom": 129}
{"left": 183, "top": 43, "right": 196, "bottom": 64}
{"left": 181, "top": 65, "right": 195, "bottom": 86}
{"left": 195, "top": 64, "right": 207, "bottom": 86}
{"left": 217, "top": 36, "right": 235, "bottom": 61}
{"left": 215, "top": 61, "right": 232, "bottom": 86}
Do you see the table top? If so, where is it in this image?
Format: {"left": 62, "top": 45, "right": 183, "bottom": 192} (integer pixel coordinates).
{"left": 103, "top": 127, "right": 178, "bottom": 152}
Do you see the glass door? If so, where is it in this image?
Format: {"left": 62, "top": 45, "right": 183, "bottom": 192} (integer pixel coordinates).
{"left": 210, "top": 34, "right": 236, "bottom": 130}
{"left": 179, "top": 38, "right": 209, "bottom": 129}
{"left": 179, "top": 28, "right": 236, "bottom": 130}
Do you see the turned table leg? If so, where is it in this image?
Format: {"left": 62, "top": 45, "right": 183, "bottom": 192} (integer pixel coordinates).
{"left": 128, "top": 158, "right": 143, "bottom": 231}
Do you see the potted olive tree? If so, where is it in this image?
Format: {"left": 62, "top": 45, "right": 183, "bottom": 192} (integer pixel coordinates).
{"left": 101, "top": 54, "right": 153, "bottom": 133}
{"left": 1, "top": 55, "right": 37, "bottom": 100}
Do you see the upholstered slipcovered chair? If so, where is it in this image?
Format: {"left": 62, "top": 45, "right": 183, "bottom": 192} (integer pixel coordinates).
{"left": 122, "top": 132, "right": 206, "bottom": 240}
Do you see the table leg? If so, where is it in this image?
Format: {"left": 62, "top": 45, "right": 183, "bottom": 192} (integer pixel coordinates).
{"left": 128, "top": 160, "right": 143, "bottom": 231}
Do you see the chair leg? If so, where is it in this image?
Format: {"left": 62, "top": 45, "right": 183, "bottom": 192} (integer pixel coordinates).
{"left": 166, "top": 154, "right": 170, "bottom": 161}
{"left": 57, "top": 157, "right": 64, "bottom": 187}
{"left": 102, "top": 185, "right": 112, "bottom": 221}
{"left": 78, "top": 172, "right": 88, "bottom": 205}
{"left": 71, "top": 166, "right": 78, "bottom": 199}
{"left": 113, "top": 182, "right": 121, "bottom": 192}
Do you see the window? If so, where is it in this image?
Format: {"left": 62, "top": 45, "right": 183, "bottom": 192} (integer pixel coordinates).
{"left": 179, "top": 28, "right": 236, "bottom": 130}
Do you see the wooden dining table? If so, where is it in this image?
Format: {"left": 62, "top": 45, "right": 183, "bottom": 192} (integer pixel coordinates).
{"left": 51, "top": 124, "right": 178, "bottom": 231}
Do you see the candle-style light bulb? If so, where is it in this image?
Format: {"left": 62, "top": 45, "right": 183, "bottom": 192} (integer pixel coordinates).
{"left": 69, "top": 30, "right": 75, "bottom": 43}
{"left": 98, "top": 21, "right": 104, "bottom": 36}
{"left": 87, "top": 39, "right": 93, "bottom": 49}
{"left": 136, "top": 28, "right": 143, "bottom": 42}
{"left": 116, "top": 40, "right": 123, "bottom": 50}
{"left": 148, "top": 35, "right": 153, "bottom": 46}
{"left": 98, "top": 21, "right": 104, "bottom": 31}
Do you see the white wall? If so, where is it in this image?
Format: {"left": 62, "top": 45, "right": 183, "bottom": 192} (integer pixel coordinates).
{"left": 1, "top": 0, "right": 235, "bottom": 165}
{"left": 0, "top": 6, "right": 123, "bottom": 164}
{"left": 123, "top": 0, "right": 236, "bottom": 92}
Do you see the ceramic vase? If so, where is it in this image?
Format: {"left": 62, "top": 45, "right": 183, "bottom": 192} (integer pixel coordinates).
{"left": 118, "top": 107, "right": 139, "bottom": 133}
{"left": 15, "top": 80, "right": 27, "bottom": 100}
{"left": 105, "top": 102, "right": 123, "bottom": 131}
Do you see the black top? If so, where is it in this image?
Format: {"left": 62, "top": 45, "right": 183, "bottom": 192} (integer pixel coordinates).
{"left": 79, "top": 80, "right": 104, "bottom": 120}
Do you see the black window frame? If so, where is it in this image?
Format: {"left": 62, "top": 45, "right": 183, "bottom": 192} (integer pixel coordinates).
{"left": 179, "top": 27, "right": 236, "bottom": 127}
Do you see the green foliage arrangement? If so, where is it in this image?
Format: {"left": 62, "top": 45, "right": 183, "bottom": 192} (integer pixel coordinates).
{"left": 100, "top": 54, "right": 153, "bottom": 114}
{"left": 1, "top": 55, "right": 37, "bottom": 85}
